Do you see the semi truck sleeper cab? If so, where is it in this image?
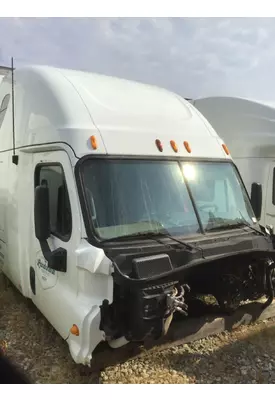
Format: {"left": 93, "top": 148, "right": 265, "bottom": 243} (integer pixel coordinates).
{"left": 0, "top": 65, "right": 274, "bottom": 365}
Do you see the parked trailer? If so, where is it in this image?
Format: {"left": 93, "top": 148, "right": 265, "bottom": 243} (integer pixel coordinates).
{"left": 191, "top": 97, "right": 275, "bottom": 241}
{"left": 0, "top": 65, "right": 11, "bottom": 86}
{"left": 0, "top": 67, "right": 274, "bottom": 366}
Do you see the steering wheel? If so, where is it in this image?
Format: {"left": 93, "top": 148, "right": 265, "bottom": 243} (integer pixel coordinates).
{"left": 138, "top": 212, "right": 181, "bottom": 228}
{"left": 162, "top": 212, "right": 183, "bottom": 227}
{"left": 198, "top": 204, "right": 219, "bottom": 213}
{"left": 138, "top": 214, "right": 165, "bottom": 228}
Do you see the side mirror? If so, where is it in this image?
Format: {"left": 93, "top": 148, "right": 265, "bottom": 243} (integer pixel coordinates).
{"left": 34, "top": 184, "right": 67, "bottom": 273}
{"left": 34, "top": 185, "right": 50, "bottom": 241}
{"left": 250, "top": 182, "right": 262, "bottom": 221}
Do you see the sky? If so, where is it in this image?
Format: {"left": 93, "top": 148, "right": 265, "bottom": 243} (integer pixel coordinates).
{"left": 0, "top": 17, "right": 274, "bottom": 101}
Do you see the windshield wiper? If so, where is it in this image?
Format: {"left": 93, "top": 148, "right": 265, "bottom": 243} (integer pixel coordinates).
{"left": 207, "top": 215, "right": 264, "bottom": 236}
{"left": 237, "top": 211, "right": 265, "bottom": 236}
{"left": 101, "top": 230, "right": 197, "bottom": 251}
{"left": 207, "top": 222, "right": 247, "bottom": 232}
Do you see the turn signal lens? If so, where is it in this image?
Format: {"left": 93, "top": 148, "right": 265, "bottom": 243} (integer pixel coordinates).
{"left": 90, "top": 135, "right": 97, "bottom": 150}
{"left": 70, "top": 324, "right": 79, "bottom": 336}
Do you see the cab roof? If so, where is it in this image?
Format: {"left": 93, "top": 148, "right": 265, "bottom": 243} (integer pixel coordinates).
{"left": 1, "top": 65, "right": 230, "bottom": 160}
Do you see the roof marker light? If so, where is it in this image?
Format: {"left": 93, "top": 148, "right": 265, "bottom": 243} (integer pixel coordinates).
{"left": 90, "top": 135, "right": 97, "bottom": 150}
{"left": 222, "top": 143, "right": 230, "bottom": 155}
{"left": 170, "top": 140, "right": 178, "bottom": 153}
{"left": 184, "top": 141, "right": 191, "bottom": 153}
{"left": 155, "top": 139, "right": 163, "bottom": 152}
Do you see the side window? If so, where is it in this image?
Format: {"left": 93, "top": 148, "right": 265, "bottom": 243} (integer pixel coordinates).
{"left": 35, "top": 164, "right": 72, "bottom": 241}
{"left": 0, "top": 94, "right": 10, "bottom": 129}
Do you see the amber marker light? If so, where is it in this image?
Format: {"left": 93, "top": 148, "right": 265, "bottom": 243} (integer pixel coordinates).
{"left": 155, "top": 139, "right": 163, "bottom": 152}
{"left": 70, "top": 324, "right": 79, "bottom": 336}
{"left": 183, "top": 141, "right": 191, "bottom": 153}
{"left": 90, "top": 135, "right": 98, "bottom": 150}
{"left": 170, "top": 140, "right": 178, "bottom": 153}
{"left": 222, "top": 143, "right": 230, "bottom": 155}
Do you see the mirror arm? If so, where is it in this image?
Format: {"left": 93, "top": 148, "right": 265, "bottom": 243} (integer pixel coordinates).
{"left": 40, "top": 240, "right": 52, "bottom": 263}
{"left": 39, "top": 239, "right": 67, "bottom": 273}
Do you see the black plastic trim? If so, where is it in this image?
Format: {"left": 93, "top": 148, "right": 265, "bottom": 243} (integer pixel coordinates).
{"left": 40, "top": 240, "right": 67, "bottom": 272}
{"left": 112, "top": 247, "right": 275, "bottom": 288}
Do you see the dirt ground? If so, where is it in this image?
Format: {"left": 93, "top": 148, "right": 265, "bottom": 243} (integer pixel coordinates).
{"left": 1, "top": 275, "right": 275, "bottom": 384}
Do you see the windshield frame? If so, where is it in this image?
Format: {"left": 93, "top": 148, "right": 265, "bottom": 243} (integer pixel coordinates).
{"left": 75, "top": 154, "right": 258, "bottom": 247}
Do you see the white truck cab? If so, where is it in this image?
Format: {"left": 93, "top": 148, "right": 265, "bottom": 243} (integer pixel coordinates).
{"left": 0, "top": 67, "right": 274, "bottom": 365}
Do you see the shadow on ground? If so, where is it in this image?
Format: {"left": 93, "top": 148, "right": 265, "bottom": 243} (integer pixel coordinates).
{"left": 0, "top": 276, "right": 100, "bottom": 383}
{"left": 1, "top": 274, "right": 275, "bottom": 384}
{"left": 143, "top": 321, "right": 275, "bottom": 384}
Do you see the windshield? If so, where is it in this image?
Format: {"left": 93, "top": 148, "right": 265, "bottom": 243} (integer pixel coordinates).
{"left": 80, "top": 159, "right": 256, "bottom": 240}
{"left": 181, "top": 162, "right": 255, "bottom": 231}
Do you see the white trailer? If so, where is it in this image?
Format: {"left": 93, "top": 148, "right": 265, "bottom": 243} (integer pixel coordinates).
{"left": 0, "top": 65, "right": 11, "bottom": 86}
{"left": 0, "top": 66, "right": 274, "bottom": 366}
{"left": 191, "top": 96, "right": 275, "bottom": 237}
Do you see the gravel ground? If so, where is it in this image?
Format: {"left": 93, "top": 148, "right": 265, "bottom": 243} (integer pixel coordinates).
{"left": 1, "top": 274, "right": 275, "bottom": 384}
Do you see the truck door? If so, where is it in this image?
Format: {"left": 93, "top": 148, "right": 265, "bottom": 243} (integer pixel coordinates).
{"left": 30, "top": 150, "right": 81, "bottom": 339}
